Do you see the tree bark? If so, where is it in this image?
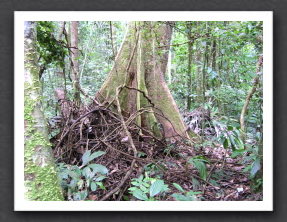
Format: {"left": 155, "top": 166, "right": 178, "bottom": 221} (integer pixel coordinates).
{"left": 186, "top": 22, "right": 194, "bottom": 110}
{"left": 211, "top": 39, "right": 216, "bottom": 89}
{"left": 240, "top": 55, "right": 263, "bottom": 141}
{"left": 24, "top": 21, "right": 64, "bottom": 201}
{"left": 97, "top": 21, "right": 197, "bottom": 140}
{"left": 71, "top": 21, "right": 81, "bottom": 106}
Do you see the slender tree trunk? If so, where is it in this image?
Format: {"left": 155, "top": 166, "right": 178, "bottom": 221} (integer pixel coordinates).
{"left": 195, "top": 53, "right": 202, "bottom": 104}
{"left": 217, "top": 41, "right": 223, "bottom": 114}
{"left": 211, "top": 39, "right": 216, "bottom": 90}
{"left": 24, "top": 21, "right": 64, "bottom": 201}
{"left": 97, "top": 21, "right": 197, "bottom": 140}
{"left": 186, "top": 22, "right": 194, "bottom": 110}
{"left": 71, "top": 21, "right": 81, "bottom": 106}
{"left": 166, "top": 49, "right": 172, "bottom": 85}
{"left": 109, "top": 21, "right": 117, "bottom": 59}
{"left": 240, "top": 55, "right": 263, "bottom": 143}
{"left": 201, "top": 32, "right": 210, "bottom": 138}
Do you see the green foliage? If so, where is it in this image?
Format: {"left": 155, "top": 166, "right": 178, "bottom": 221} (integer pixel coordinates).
{"left": 172, "top": 183, "right": 202, "bottom": 201}
{"left": 36, "top": 21, "right": 68, "bottom": 69}
{"left": 57, "top": 150, "right": 107, "bottom": 201}
{"left": 188, "top": 156, "right": 210, "bottom": 180}
{"left": 239, "top": 145, "right": 261, "bottom": 178}
{"left": 81, "top": 150, "right": 106, "bottom": 166}
{"left": 213, "top": 117, "right": 244, "bottom": 151}
{"left": 128, "top": 174, "right": 170, "bottom": 201}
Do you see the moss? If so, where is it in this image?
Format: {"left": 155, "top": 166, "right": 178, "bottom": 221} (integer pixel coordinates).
{"left": 24, "top": 85, "right": 64, "bottom": 201}
{"left": 24, "top": 22, "right": 64, "bottom": 201}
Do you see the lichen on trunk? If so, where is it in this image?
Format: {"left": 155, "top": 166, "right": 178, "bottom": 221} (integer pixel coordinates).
{"left": 24, "top": 21, "right": 64, "bottom": 201}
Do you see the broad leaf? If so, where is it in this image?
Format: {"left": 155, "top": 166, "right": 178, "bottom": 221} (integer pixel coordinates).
{"left": 132, "top": 190, "right": 149, "bottom": 201}
{"left": 128, "top": 187, "right": 138, "bottom": 191}
{"left": 82, "top": 166, "right": 95, "bottom": 179}
{"left": 88, "top": 164, "right": 108, "bottom": 174}
{"left": 67, "top": 171, "right": 80, "bottom": 181}
{"left": 223, "top": 138, "right": 229, "bottom": 149}
{"left": 89, "top": 151, "right": 105, "bottom": 162}
{"left": 82, "top": 150, "right": 91, "bottom": 166}
{"left": 77, "top": 179, "right": 84, "bottom": 189}
{"left": 191, "top": 177, "right": 200, "bottom": 191}
{"left": 250, "top": 157, "right": 261, "bottom": 177}
{"left": 190, "top": 159, "right": 207, "bottom": 180}
{"left": 171, "top": 194, "right": 189, "bottom": 201}
{"left": 94, "top": 175, "right": 106, "bottom": 182}
{"left": 173, "top": 183, "right": 185, "bottom": 193}
{"left": 91, "top": 182, "right": 97, "bottom": 191}
{"left": 150, "top": 180, "right": 165, "bottom": 197}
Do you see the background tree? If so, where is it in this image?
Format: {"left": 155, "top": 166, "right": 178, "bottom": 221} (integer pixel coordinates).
{"left": 70, "top": 21, "right": 81, "bottom": 106}
{"left": 24, "top": 21, "right": 64, "bottom": 201}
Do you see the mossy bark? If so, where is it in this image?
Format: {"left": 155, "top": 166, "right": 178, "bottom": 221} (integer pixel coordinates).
{"left": 97, "top": 22, "right": 197, "bottom": 140}
{"left": 71, "top": 21, "right": 81, "bottom": 106}
{"left": 24, "top": 21, "right": 64, "bottom": 201}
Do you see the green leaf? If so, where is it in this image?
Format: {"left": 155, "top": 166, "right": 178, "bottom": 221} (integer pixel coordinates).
{"left": 228, "top": 135, "right": 236, "bottom": 151}
{"left": 211, "top": 71, "right": 218, "bottom": 79}
{"left": 189, "top": 159, "right": 207, "bottom": 180}
{"left": 67, "top": 171, "right": 80, "bottom": 181}
{"left": 123, "top": 196, "right": 130, "bottom": 201}
{"left": 250, "top": 157, "right": 261, "bottom": 177}
{"left": 82, "top": 166, "right": 95, "bottom": 179}
{"left": 128, "top": 187, "right": 138, "bottom": 191}
{"left": 231, "top": 149, "right": 245, "bottom": 158}
{"left": 89, "top": 151, "right": 105, "bottom": 162}
{"left": 142, "top": 182, "right": 150, "bottom": 188}
{"left": 173, "top": 183, "right": 185, "bottom": 193}
{"left": 191, "top": 177, "right": 200, "bottom": 191}
{"left": 88, "top": 164, "right": 108, "bottom": 174}
{"left": 193, "top": 155, "right": 210, "bottom": 164}
{"left": 96, "top": 182, "right": 105, "bottom": 189}
{"left": 223, "top": 138, "right": 229, "bottom": 149}
{"left": 171, "top": 193, "right": 189, "bottom": 201}
{"left": 131, "top": 181, "right": 140, "bottom": 186}
{"left": 91, "top": 182, "right": 97, "bottom": 191}
{"left": 77, "top": 179, "right": 84, "bottom": 189}
{"left": 150, "top": 180, "right": 165, "bottom": 197}
{"left": 82, "top": 150, "right": 91, "bottom": 166}
{"left": 94, "top": 175, "right": 106, "bottom": 182}
{"left": 71, "top": 166, "right": 81, "bottom": 177}
{"left": 132, "top": 190, "right": 149, "bottom": 201}
{"left": 186, "top": 190, "right": 202, "bottom": 196}
{"left": 140, "top": 186, "right": 149, "bottom": 193}
{"left": 80, "top": 190, "right": 88, "bottom": 200}
{"left": 209, "top": 178, "right": 220, "bottom": 187}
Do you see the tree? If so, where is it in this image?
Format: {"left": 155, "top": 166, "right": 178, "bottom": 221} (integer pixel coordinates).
{"left": 96, "top": 21, "right": 197, "bottom": 140}
{"left": 71, "top": 21, "right": 81, "bottom": 106}
{"left": 186, "top": 21, "right": 194, "bottom": 110}
{"left": 24, "top": 21, "right": 64, "bottom": 201}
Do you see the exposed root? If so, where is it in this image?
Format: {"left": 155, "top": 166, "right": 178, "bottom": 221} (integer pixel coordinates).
{"left": 49, "top": 92, "right": 259, "bottom": 201}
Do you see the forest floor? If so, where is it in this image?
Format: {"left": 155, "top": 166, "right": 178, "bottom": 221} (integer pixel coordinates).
{"left": 51, "top": 104, "right": 262, "bottom": 201}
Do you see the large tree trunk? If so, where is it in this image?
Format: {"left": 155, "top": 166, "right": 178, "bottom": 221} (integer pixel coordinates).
{"left": 24, "top": 21, "right": 64, "bottom": 201}
{"left": 97, "top": 21, "right": 197, "bottom": 140}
